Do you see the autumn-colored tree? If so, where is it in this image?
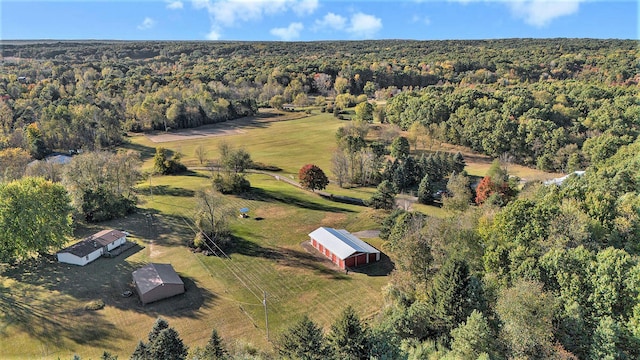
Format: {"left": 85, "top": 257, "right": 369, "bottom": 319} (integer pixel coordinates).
{"left": 475, "top": 160, "right": 518, "bottom": 206}
{"left": 475, "top": 176, "right": 493, "bottom": 205}
{"left": 298, "top": 164, "right": 329, "bottom": 192}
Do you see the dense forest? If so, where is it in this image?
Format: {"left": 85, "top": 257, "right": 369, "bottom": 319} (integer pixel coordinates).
{"left": 1, "top": 39, "right": 639, "bottom": 359}
{"left": 1, "top": 39, "right": 637, "bottom": 165}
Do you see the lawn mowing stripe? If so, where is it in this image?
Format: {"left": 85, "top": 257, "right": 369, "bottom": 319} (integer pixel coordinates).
{"left": 170, "top": 206, "right": 266, "bottom": 303}
{"left": 158, "top": 198, "right": 352, "bottom": 329}
{"left": 152, "top": 197, "right": 283, "bottom": 306}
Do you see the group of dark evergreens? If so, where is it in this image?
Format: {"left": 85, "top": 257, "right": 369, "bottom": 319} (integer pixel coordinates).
{"left": 1, "top": 38, "right": 639, "bottom": 358}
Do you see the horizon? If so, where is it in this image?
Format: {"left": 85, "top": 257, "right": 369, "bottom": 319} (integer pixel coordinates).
{"left": 1, "top": 1, "right": 637, "bottom": 42}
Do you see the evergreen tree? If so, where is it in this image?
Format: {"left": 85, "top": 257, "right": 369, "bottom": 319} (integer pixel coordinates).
{"left": 452, "top": 152, "right": 466, "bottom": 173}
{"left": 100, "top": 351, "right": 118, "bottom": 360}
{"left": 418, "top": 174, "right": 433, "bottom": 204}
{"left": 425, "top": 258, "right": 479, "bottom": 337}
{"left": 147, "top": 328, "right": 188, "bottom": 360}
{"left": 390, "top": 136, "right": 410, "bottom": 158}
{"left": 328, "top": 306, "right": 369, "bottom": 360}
{"left": 148, "top": 318, "right": 169, "bottom": 343}
{"left": 203, "top": 328, "right": 228, "bottom": 359}
{"left": 391, "top": 160, "right": 408, "bottom": 193}
{"left": 278, "top": 315, "right": 329, "bottom": 360}
{"left": 449, "top": 310, "right": 495, "bottom": 360}
{"left": 130, "top": 340, "right": 148, "bottom": 360}
{"left": 368, "top": 180, "right": 397, "bottom": 210}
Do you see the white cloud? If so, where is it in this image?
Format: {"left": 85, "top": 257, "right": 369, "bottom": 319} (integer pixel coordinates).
{"left": 270, "top": 22, "right": 304, "bottom": 41}
{"left": 192, "top": 0, "right": 316, "bottom": 28}
{"left": 315, "top": 12, "right": 347, "bottom": 30}
{"left": 137, "top": 17, "right": 156, "bottom": 30}
{"left": 166, "top": 0, "right": 184, "bottom": 10}
{"left": 411, "top": 15, "right": 431, "bottom": 25}
{"left": 508, "top": 0, "right": 582, "bottom": 27}
{"left": 445, "top": 0, "right": 582, "bottom": 27}
{"left": 347, "top": 12, "right": 382, "bottom": 39}
{"left": 206, "top": 27, "right": 222, "bottom": 40}
{"left": 293, "top": 0, "right": 318, "bottom": 16}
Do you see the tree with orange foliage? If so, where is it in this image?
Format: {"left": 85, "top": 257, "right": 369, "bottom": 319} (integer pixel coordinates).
{"left": 299, "top": 164, "right": 329, "bottom": 192}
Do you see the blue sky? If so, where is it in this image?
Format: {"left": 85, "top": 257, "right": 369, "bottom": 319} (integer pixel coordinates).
{"left": 1, "top": 0, "right": 637, "bottom": 41}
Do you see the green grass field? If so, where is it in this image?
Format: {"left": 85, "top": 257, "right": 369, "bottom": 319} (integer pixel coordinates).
{"left": 0, "top": 172, "right": 389, "bottom": 359}
{"left": 0, "top": 110, "right": 560, "bottom": 358}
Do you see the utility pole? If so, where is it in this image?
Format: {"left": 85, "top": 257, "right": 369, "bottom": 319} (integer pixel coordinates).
{"left": 263, "top": 291, "right": 269, "bottom": 341}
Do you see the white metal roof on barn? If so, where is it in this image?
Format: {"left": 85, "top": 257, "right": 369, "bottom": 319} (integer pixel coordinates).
{"left": 308, "top": 227, "right": 380, "bottom": 260}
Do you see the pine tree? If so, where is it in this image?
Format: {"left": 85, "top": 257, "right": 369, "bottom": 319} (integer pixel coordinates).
{"left": 147, "top": 328, "right": 188, "bottom": 360}
{"left": 368, "top": 180, "right": 397, "bottom": 210}
{"left": 425, "top": 258, "right": 478, "bottom": 336}
{"left": 328, "top": 306, "right": 369, "bottom": 360}
{"left": 130, "top": 340, "right": 148, "bottom": 360}
{"left": 148, "top": 318, "right": 169, "bottom": 343}
{"left": 203, "top": 328, "right": 228, "bottom": 359}
{"left": 450, "top": 310, "right": 495, "bottom": 360}
{"left": 100, "top": 351, "right": 118, "bottom": 360}
{"left": 417, "top": 174, "right": 433, "bottom": 204}
{"left": 278, "top": 315, "right": 329, "bottom": 360}
{"left": 452, "top": 152, "right": 466, "bottom": 173}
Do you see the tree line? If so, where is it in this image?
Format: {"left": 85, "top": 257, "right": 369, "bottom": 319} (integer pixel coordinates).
{"left": 1, "top": 38, "right": 636, "bottom": 159}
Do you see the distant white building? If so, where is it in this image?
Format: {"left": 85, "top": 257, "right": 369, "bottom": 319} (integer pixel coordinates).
{"left": 543, "top": 171, "right": 586, "bottom": 186}
{"left": 57, "top": 229, "right": 128, "bottom": 266}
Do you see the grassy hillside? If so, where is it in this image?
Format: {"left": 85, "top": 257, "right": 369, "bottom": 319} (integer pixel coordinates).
{"left": 0, "top": 110, "right": 560, "bottom": 358}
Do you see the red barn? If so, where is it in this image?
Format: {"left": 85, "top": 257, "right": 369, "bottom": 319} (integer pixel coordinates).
{"left": 308, "top": 227, "right": 380, "bottom": 269}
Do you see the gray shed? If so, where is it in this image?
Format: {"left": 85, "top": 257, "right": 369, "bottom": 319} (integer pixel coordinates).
{"left": 132, "top": 263, "right": 185, "bottom": 304}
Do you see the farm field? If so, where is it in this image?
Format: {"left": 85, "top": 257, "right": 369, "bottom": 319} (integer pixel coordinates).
{"left": 0, "top": 110, "right": 562, "bottom": 359}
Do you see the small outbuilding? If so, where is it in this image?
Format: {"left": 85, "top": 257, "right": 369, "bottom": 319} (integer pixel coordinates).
{"left": 132, "top": 263, "right": 185, "bottom": 304}
{"left": 308, "top": 227, "right": 381, "bottom": 269}
{"left": 57, "top": 229, "right": 128, "bottom": 266}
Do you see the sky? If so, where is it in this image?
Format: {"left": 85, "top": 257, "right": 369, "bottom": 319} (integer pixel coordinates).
{"left": 1, "top": 0, "right": 638, "bottom": 41}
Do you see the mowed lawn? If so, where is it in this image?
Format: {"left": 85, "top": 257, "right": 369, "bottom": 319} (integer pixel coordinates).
{"left": 0, "top": 172, "right": 390, "bottom": 359}
{"left": 128, "top": 111, "right": 346, "bottom": 176}
{"left": 0, "top": 110, "right": 562, "bottom": 359}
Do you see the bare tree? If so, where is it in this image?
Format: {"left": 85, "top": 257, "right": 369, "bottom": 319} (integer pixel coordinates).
{"left": 331, "top": 149, "right": 350, "bottom": 188}
{"left": 499, "top": 152, "right": 515, "bottom": 174}
{"left": 194, "top": 188, "right": 232, "bottom": 250}
{"left": 195, "top": 144, "right": 208, "bottom": 166}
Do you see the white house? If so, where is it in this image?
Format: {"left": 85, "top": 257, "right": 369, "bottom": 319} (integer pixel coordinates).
{"left": 57, "top": 229, "right": 128, "bottom": 266}
{"left": 543, "top": 171, "right": 586, "bottom": 186}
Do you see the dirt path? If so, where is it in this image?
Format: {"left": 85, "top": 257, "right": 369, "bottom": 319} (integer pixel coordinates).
{"left": 145, "top": 118, "right": 252, "bottom": 143}
{"left": 144, "top": 109, "right": 308, "bottom": 143}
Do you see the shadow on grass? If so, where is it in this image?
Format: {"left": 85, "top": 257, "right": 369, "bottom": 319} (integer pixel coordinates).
{"left": 0, "top": 282, "right": 119, "bottom": 351}
{"left": 242, "top": 187, "right": 354, "bottom": 213}
{"left": 120, "top": 140, "right": 156, "bottom": 161}
{"left": 214, "top": 236, "right": 351, "bottom": 280}
{"left": 2, "top": 244, "right": 216, "bottom": 318}
{"left": 347, "top": 253, "right": 395, "bottom": 277}
{"left": 135, "top": 184, "right": 196, "bottom": 197}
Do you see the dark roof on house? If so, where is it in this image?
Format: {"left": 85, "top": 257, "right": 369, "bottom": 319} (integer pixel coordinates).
{"left": 57, "top": 229, "right": 127, "bottom": 258}
{"left": 132, "top": 263, "right": 184, "bottom": 295}
{"left": 309, "top": 227, "right": 380, "bottom": 260}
